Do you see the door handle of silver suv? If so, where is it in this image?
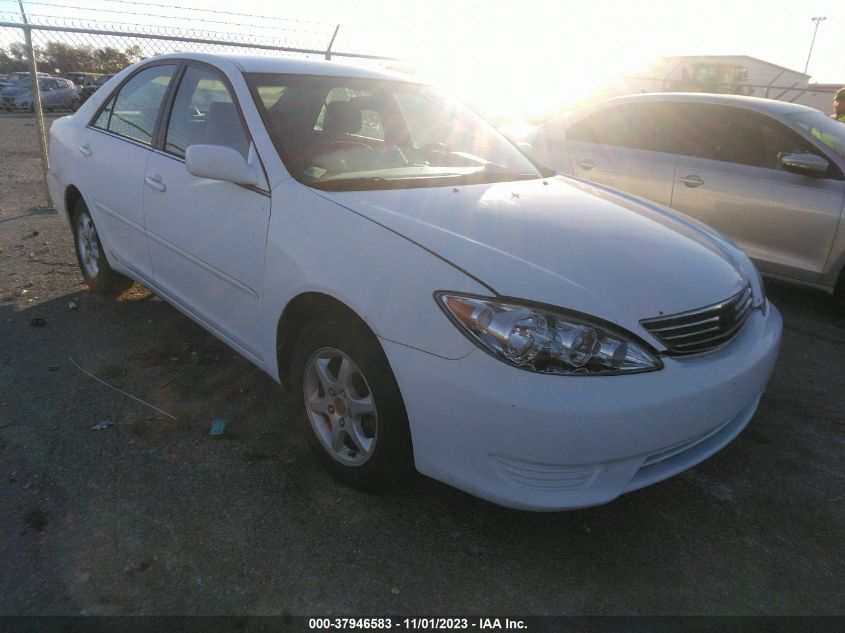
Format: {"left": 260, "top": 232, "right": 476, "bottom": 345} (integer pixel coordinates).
{"left": 78, "top": 143, "right": 92, "bottom": 157}
{"left": 144, "top": 175, "right": 166, "bottom": 193}
{"left": 577, "top": 159, "right": 595, "bottom": 170}
{"left": 679, "top": 174, "right": 704, "bottom": 187}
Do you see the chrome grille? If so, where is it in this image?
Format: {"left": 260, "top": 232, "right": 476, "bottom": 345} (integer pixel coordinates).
{"left": 641, "top": 285, "right": 753, "bottom": 354}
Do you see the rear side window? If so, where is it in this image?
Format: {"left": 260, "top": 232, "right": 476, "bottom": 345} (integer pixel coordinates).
{"left": 93, "top": 64, "right": 177, "bottom": 145}
{"left": 567, "top": 104, "right": 681, "bottom": 154}
{"left": 164, "top": 66, "right": 249, "bottom": 159}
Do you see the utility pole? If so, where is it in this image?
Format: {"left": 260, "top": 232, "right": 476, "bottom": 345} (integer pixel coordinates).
{"left": 18, "top": 0, "right": 50, "bottom": 201}
{"left": 804, "top": 16, "right": 827, "bottom": 74}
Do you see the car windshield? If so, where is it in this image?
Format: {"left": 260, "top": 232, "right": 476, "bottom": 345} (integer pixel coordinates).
{"left": 246, "top": 73, "right": 542, "bottom": 191}
{"left": 786, "top": 111, "right": 845, "bottom": 159}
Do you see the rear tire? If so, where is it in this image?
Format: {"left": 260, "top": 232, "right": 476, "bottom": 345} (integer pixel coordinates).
{"left": 71, "top": 198, "right": 132, "bottom": 294}
{"left": 290, "top": 314, "right": 414, "bottom": 492}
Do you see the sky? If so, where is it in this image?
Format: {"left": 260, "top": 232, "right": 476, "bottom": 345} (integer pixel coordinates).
{"left": 1, "top": 0, "right": 843, "bottom": 120}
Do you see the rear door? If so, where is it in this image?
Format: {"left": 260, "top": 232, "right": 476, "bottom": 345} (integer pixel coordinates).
{"left": 143, "top": 63, "right": 271, "bottom": 361}
{"left": 669, "top": 103, "right": 845, "bottom": 282}
{"left": 79, "top": 62, "right": 178, "bottom": 280}
{"left": 563, "top": 103, "right": 679, "bottom": 206}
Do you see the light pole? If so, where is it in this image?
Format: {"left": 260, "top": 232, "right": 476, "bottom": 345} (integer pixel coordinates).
{"left": 804, "top": 16, "right": 827, "bottom": 74}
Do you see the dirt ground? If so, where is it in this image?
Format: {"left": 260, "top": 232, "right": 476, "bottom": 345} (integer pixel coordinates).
{"left": 0, "top": 113, "right": 844, "bottom": 616}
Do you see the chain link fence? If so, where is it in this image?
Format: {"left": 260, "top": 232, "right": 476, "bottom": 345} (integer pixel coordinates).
{"left": 0, "top": 6, "right": 400, "bottom": 206}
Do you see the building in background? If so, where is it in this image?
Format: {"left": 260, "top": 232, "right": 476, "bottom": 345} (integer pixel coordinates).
{"left": 615, "top": 55, "right": 840, "bottom": 113}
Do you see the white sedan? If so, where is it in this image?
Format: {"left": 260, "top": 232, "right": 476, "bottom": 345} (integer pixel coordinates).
{"left": 46, "top": 54, "right": 782, "bottom": 511}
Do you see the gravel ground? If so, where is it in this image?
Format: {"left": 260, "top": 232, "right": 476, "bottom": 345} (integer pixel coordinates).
{"left": 0, "top": 113, "right": 844, "bottom": 616}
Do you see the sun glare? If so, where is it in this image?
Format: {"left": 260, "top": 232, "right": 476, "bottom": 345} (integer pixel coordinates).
{"left": 392, "top": 3, "right": 656, "bottom": 125}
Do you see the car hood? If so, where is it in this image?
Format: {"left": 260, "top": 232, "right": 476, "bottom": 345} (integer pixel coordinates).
{"left": 314, "top": 176, "right": 749, "bottom": 341}
{"left": 1, "top": 86, "right": 28, "bottom": 96}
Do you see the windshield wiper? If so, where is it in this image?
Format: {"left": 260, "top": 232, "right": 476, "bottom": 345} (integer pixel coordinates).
{"left": 310, "top": 168, "right": 540, "bottom": 192}
{"left": 465, "top": 166, "right": 540, "bottom": 183}
{"left": 311, "top": 177, "right": 388, "bottom": 191}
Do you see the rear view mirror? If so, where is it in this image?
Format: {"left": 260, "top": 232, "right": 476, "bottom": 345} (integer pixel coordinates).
{"left": 185, "top": 144, "right": 258, "bottom": 186}
{"left": 780, "top": 152, "right": 829, "bottom": 177}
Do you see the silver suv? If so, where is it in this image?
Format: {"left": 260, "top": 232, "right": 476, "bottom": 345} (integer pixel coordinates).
{"left": 531, "top": 93, "right": 845, "bottom": 307}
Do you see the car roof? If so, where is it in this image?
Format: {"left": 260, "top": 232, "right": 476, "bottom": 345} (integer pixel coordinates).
{"left": 144, "top": 52, "right": 422, "bottom": 83}
{"left": 592, "top": 92, "right": 820, "bottom": 116}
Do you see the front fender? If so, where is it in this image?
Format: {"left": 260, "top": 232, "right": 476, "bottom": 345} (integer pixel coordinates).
{"left": 260, "top": 180, "right": 488, "bottom": 380}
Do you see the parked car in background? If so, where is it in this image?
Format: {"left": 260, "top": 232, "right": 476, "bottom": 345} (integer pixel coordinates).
{"left": 2, "top": 76, "right": 80, "bottom": 111}
{"left": 78, "top": 73, "right": 114, "bottom": 104}
{"left": 47, "top": 54, "right": 781, "bottom": 510}
{"left": 60, "top": 71, "right": 99, "bottom": 87}
{"left": 531, "top": 93, "right": 845, "bottom": 306}
{"left": 0, "top": 70, "right": 51, "bottom": 91}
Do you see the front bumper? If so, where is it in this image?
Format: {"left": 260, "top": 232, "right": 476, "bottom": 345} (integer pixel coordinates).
{"left": 382, "top": 303, "right": 782, "bottom": 511}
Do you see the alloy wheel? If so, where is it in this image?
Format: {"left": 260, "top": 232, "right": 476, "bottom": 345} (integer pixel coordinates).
{"left": 76, "top": 211, "right": 100, "bottom": 277}
{"left": 303, "top": 347, "right": 378, "bottom": 466}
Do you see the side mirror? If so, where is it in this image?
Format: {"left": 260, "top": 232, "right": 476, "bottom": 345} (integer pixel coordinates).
{"left": 185, "top": 144, "right": 258, "bottom": 186}
{"left": 780, "top": 152, "right": 829, "bottom": 177}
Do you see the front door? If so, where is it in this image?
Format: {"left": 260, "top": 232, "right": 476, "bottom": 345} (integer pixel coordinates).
{"left": 143, "top": 64, "right": 271, "bottom": 361}
{"left": 669, "top": 104, "right": 844, "bottom": 282}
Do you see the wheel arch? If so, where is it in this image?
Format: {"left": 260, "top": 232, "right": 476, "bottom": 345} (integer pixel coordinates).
{"left": 64, "top": 184, "right": 84, "bottom": 224}
{"left": 275, "top": 291, "right": 382, "bottom": 387}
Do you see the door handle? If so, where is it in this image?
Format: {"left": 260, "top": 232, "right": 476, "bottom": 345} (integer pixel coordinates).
{"left": 679, "top": 174, "right": 704, "bottom": 188}
{"left": 577, "top": 159, "right": 596, "bottom": 170}
{"left": 144, "top": 174, "right": 166, "bottom": 193}
{"left": 78, "top": 143, "right": 92, "bottom": 157}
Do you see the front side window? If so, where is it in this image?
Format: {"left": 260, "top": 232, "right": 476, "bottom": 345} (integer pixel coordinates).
{"left": 247, "top": 73, "right": 541, "bottom": 190}
{"left": 164, "top": 66, "right": 249, "bottom": 159}
{"left": 670, "top": 104, "right": 820, "bottom": 170}
{"left": 786, "top": 110, "right": 845, "bottom": 160}
{"left": 93, "top": 64, "right": 177, "bottom": 145}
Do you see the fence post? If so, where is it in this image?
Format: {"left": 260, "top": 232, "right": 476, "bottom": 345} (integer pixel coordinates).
{"left": 18, "top": 1, "right": 51, "bottom": 204}
{"left": 325, "top": 24, "right": 339, "bottom": 60}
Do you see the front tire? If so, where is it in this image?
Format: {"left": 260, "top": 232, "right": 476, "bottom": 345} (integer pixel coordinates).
{"left": 290, "top": 315, "right": 413, "bottom": 492}
{"left": 71, "top": 199, "right": 132, "bottom": 294}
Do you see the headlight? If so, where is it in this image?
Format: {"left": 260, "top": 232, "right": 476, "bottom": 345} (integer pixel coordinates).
{"left": 436, "top": 293, "right": 662, "bottom": 375}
